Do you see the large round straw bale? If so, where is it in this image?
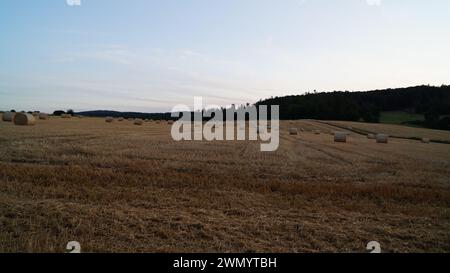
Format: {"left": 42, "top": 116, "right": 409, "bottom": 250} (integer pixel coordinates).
{"left": 105, "top": 117, "right": 114, "bottom": 123}
{"left": 13, "top": 113, "right": 36, "bottom": 126}
{"left": 422, "top": 138, "right": 430, "bottom": 144}
{"left": 367, "top": 134, "right": 376, "bottom": 139}
{"left": 334, "top": 131, "right": 347, "bottom": 143}
{"left": 134, "top": 119, "right": 143, "bottom": 125}
{"left": 289, "top": 128, "right": 298, "bottom": 135}
{"left": 61, "top": 114, "right": 72, "bottom": 119}
{"left": 38, "top": 113, "right": 49, "bottom": 120}
{"left": 118, "top": 117, "right": 124, "bottom": 121}
{"left": 376, "top": 134, "right": 389, "bottom": 144}
{"left": 2, "top": 111, "right": 15, "bottom": 122}
{"left": 32, "top": 112, "right": 39, "bottom": 117}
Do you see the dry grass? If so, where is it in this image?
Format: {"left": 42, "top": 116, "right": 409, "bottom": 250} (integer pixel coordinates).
{"left": 0, "top": 116, "right": 449, "bottom": 253}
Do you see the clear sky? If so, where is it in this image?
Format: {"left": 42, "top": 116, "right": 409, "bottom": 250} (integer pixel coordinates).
{"left": 1, "top": 0, "right": 449, "bottom": 112}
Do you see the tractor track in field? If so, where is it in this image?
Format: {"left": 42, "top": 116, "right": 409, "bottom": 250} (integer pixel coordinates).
{"left": 280, "top": 133, "right": 353, "bottom": 165}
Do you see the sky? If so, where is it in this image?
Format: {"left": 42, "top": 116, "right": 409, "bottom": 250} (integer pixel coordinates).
{"left": 0, "top": 0, "right": 449, "bottom": 113}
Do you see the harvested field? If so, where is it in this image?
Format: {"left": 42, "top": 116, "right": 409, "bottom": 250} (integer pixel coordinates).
{"left": 0, "top": 117, "right": 449, "bottom": 253}
{"left": 324, "top": 120, "right": 450, "bottom": 143}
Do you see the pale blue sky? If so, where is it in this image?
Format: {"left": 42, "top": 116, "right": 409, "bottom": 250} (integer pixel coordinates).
{"left": 1, "top": 0, "right": 449, "bottom": 112}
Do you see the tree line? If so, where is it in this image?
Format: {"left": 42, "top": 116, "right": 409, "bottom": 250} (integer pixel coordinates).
{"left": 256, "top": 85, "right": 450, "bottom": 130}
{"left": 43, "top": 85, "right": 449, "bottom": 131}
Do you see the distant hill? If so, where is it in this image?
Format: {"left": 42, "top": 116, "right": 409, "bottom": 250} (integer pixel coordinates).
{"left": 75, "top": 110, "right": 174, "bottom": 120}
{"left": 72, "top": 85, "right": 450, "bottom": 131}
{"left": 257, "top": 85, "right": 450, "bottom": 130}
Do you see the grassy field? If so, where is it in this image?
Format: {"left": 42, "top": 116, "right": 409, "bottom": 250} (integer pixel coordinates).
{"left": 0, "top": 116, "right": 449, "bottom": 253}
{"left": 379, "top": 111, "right": 424, "bottom": 126}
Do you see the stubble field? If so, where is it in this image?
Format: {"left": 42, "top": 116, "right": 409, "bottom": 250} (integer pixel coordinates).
{"left": 0, "top": 115, "right": 449, "bottom": 253}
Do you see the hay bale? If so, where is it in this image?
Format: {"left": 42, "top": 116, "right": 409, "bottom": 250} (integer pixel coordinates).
{"left": 13, "top": 113, "right": 36, "bottom": 126}
{"left": 61, "top": 114, "right": 72, "bottom": 119}
{"left": 367, "top": 134, "right": 376, "bottom": 139}
{"left": 2, "top": 111, "right": 15, "bottom": 122}
{"left": 134, "top": 119, "right": 143, "bottom": 125}
{"left": 38, "top": 113, "right": 49, "bottom": 120}
{"left": 422, "top": 138, "right": 430, "bottom": 144}
{"left": 32, "top": 112, "right": 39, "bottom": 117}
{"left": 118, "top": 117, "right": 124, "bottom": 121}
{"left": 105, "top": 117, "right": 114, "bottom": 123}
{"left": 334, "top": 131, "right": 347, "bottom": 143}
{"left": 289, "top": 128, "right": 298, "bottom": 135}
{"left": 376, "top": 134, "right": 389, "bottom": 144}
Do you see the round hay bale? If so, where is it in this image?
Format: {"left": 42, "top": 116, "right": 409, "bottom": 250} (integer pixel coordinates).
{"left": 105, "top": 117, "right": 114, "bottom": 123}
{"left": 134, "top": 119, "right": 143, "bottom": 125}
{"left": 2, "top": 111, "right": 15, "bottom": 122}
{"left": 38, "top": 113, "right": 49, "bottom": 120}
{"left": 422, "top": 138, "right": 430, "bottom": 144}
{"left": 118, "top": 117, "right": 124, "bottom": 121}
{"left": 367, "top": 134, "right": 376, "bottom": 139}
{"left": 334, "top": 131, "right": 347, "bottom": 143}
{"left": 32, "top": 112, "right": 39, "bottom": 117}
{"left": 61, "top": 114, "right": 72, "bottom": 119}
{"left": 289, "top": 128, "right": 298, "bottom": 135}
{"left": 376, "top": 134, "right": 389, "bottom": 144}
{"left": 13, "top": 113, "right": 36, "bottom": 126}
